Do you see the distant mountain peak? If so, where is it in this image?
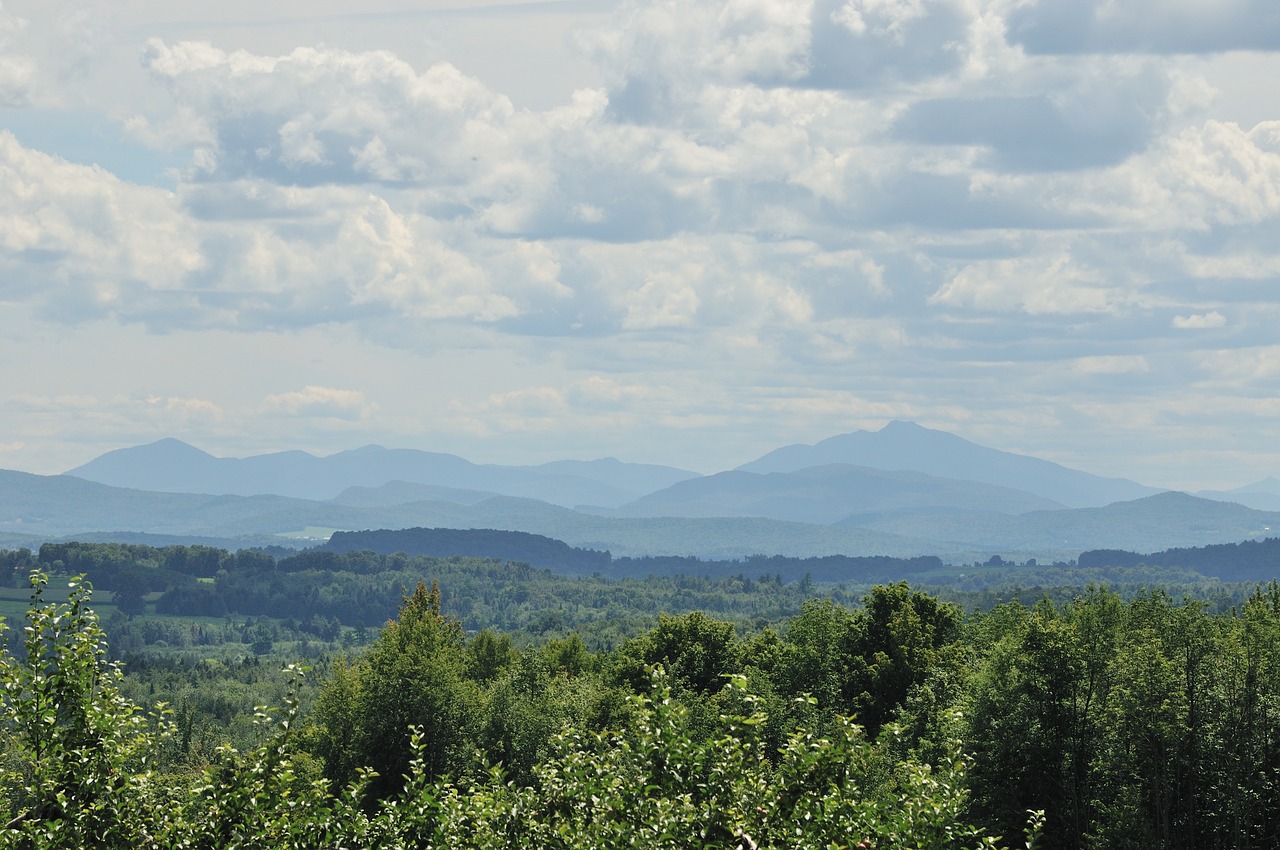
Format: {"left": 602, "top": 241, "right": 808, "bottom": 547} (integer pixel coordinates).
{"left": 69, "top": 437, "right": 217, "bottom": 469}
{"left": 150, "top": 436, "right": 197, "bottom": 447}
{"left": 739, "top": 421, "right": 1161, "bottom": 509}
{"left": 142, "top": 437, "right": 212, "bottom": 454}
{"left": 1230, "top": 476, "right": 1280, "bottom": 495}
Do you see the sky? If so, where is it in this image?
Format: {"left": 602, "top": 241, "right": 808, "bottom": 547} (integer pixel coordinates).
{"left": 2, "top": 0, "right": 1280, "bottom": 491}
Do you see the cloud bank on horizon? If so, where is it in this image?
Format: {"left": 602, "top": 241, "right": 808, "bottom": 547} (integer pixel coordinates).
{"left": 1, "top": 0, "right": 1279, "bottom": 490}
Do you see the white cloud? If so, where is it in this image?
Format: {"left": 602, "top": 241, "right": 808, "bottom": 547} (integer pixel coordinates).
{"left": 1173, "top": 311, "right": 1227, "bottom": 329}
{"left": 338, "top": 197, "right": 517, "bottom": 322}
{"left": 929, "top": 251, "right": 1133, "bottom": 316}
{"left": 623, "top": 273, "right": 703, "bottom": 329}
{"left": 829, "top": 0, "right": 952, "bottom": 52}
{"left": 1153, "top": 120, "right": 1280, "bottom": 228}
{"left": 0, "top": 128, "right": 531, "bottom": 329}
{"left": 1194, "top": 346, "right": 1280, "bottom": 382}
{"left": 139, "top": 40, "right": 522, "bottom": 191}
{"left": 156, "top": 395, "right": 225, "bottom": 420}
{"left": 0, "top": 3, "right": 103, "bottom": 109}
{"left": 4, "top": 0, "right": 1280, "bottom": 488}
{"left": 0, "top": 3, "right": 34, "bottom": 107}
{"left": 0, "top": 131, "right": 204, "bottom": 316}
{"left": 261, "top": 385, "right": 375, "bottom": 420}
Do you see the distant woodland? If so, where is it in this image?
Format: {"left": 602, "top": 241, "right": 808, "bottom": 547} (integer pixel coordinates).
{"left": 3, "top": 535, "right": 1280, "bottom": 847}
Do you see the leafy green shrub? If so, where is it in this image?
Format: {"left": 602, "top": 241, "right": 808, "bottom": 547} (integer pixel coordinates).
{"left": 0, "top": 573, "right": 166, "bottom": 848}
{"left": 0, "top": 574, "right": 1037, "bottom": 850}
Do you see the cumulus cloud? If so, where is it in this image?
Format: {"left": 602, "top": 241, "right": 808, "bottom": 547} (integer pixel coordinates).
{"left": 0, "top": 4, "right": 35, "bottom": 107}
{"left": 622, "top": 275, "right": 702, "bottom": 329}
{"left": 6, "top": 0, "right": 1280, "bottom": 484}
{"left": 1154, "top": 121, "right": 1280, "bottom": 228}
{"left": 338, "top": 197, "right": 517, "bottom": 321}
{"left": 584, "top": 0, "right": 980, "bottom": 131}
{"left": 0, "top": 131, "right": 204, "bottom": 316}
{"left": 806, "top": 0, "right": 974, "bottom": 88}
{"left": 0, "top": 2, "right": 103, "bottom": 109}
{"left": 1173, "top": 311, "right": 1227, "bottom": 329}
{"left": 0, "top": 131, "right": 534, "bottom": 331}
{"left": 151, "top": 395, "right": 225, "bottom": 419}
{"left": 139, "top": 40, "right": 522, "bottom": 190}
{"left": 928, "top": 251, "right": 1135, "bottom": 316}
{"left": 261, "top": 385, "right": 375, "bottom": 420}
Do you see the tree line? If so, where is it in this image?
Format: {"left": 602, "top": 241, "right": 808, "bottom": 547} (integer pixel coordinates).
{"left": 0, "top": 573, "right": 1026, "bottom": 849}
{"left": 325, "top": 526, "right": 947, "bottom": 582}
{"left": 6, "top": 564, "right": 1280, "bottom": 847}
{"left": 1079, "top": 536, "right": 1280, "bottom": 581}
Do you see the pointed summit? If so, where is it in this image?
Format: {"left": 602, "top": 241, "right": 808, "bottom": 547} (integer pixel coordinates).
{"left": 1227, "top": 476, "right": 1280, "bottom": 496}
{"left": 67, "top": 438, "right": 224, "bottom": 493}
{"left": 739, "top": 421, "right": 1160, "bottom": 508}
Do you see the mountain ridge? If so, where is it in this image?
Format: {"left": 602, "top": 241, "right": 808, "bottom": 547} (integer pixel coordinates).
{"left": 5, "top": 465, "right": 1280, "bottom": 563}
{"left": 739, "top": 420, "right": 1161, "bottom": 508}
{"left": 31, "top": 422, "right": 1277, "bottom": 562}
{"left": 610, "top": 464, "right": 1066, "bottom": 522}
{"left": 66, "top": 439, "right": 700, "bottom": 508}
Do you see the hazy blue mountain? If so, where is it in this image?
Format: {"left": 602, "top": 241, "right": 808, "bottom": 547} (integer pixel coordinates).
{"left": 846, "top": 491, "right": 1280, "bottom": 555}
{"left": 1196, "top": 477, "right": 1280, "bottom": 512}
{"left": 0, "top": 468, "right": 945, "bottom": 559}
{"left": 740, "top": 420, "right": 1161, "bottom": 508}
{"left": 531, "top": 457, "right": 700, "bottom": 494}
{"left": 1235, "top": 476, "right": 1280, "bottom": 495}
{"left": 13, "top": 442, "right": 1280, "bottom": 561}
{"left": 63, "top": 438, "right": 228, "bottom": 491}
{"left": 612, "top": 464, "right": 1065, "bottom": 522}
{"left": 0, "top": 469, "right": 319, "bottom": 537}
{"left": 328, "top": 480, "right": 499, "bottom": 508}
{"left": 66, "top": 440, "right": 699, "bottom": 508}
{"left": 4, "top": 468, "right": 1258, "bottom": 561}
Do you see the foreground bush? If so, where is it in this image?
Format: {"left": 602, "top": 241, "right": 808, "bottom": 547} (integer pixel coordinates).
{"left": 0, "top": 575, "right": 1033, "bottom": 849}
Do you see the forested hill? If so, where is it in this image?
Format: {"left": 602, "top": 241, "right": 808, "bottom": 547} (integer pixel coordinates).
{"left": 327, "top": 527, "right": 612, "bottom": 572}
{"left": 325, "top": 525, "right": 946, "bottom": 581}
{"left": 1079, "top": 535, "right": 1280, "bottom": 581}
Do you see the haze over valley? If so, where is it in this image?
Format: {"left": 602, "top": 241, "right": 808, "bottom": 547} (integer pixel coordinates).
{"left": 3, "top": 421, "right": 1278, "bottom": 566}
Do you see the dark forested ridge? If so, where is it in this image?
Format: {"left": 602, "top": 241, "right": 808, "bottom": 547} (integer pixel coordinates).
{"left": 325, "top": 525, "right": 947, "bottom": 581}
{"left": 15, "top": 536, "right": 1274, "bottom": 647}
{"left": 20, "top": 540, "right": 876, "bottom": 641}
{"left": 1079, "top": 535, "right": 1280, "bottom": 580}
{"left": 327, "top": 526, "right": 613, "bottom": 572}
